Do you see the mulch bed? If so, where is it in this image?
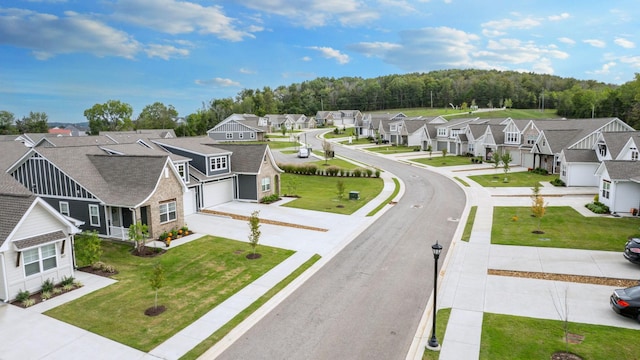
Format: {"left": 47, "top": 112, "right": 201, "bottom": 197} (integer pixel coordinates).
{"left": 10, "top": 284, "right": 82, "bottom": 308}
{"left": 144, "top": 305, "right": 166, "bottom": 316}
{"left": 132, "top": 246, "right": 166, "bottom": 258}
{"left": 488, "top": 269, "right": 638, "bottom": 287}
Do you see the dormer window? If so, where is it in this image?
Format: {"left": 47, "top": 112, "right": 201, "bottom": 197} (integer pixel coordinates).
{"left": 176, "top": 163, "right": 187, "bottom": 181}
{"left": 506, "top": 131, "right": 519, "bottom": 144}
{"left": 598, "top": 144, "right": 607, "bottom": 157}
{"left": 437, "top": 128, "right": 447, "bottom": 137}
{"left": 390, "top": 124, "right": 397, "bottom": 131}
{"left": 210, "top": 156, "right": 228, "bottom": 171}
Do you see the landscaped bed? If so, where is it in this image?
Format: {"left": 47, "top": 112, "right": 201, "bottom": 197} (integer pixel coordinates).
{"left": 492, "top": 206, "right": 640, "bottom": 251}
{"left": 45, "top": 236, "right": 294, "bottom": 352}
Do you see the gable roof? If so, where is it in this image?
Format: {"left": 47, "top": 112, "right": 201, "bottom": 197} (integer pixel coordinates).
{"left": 598, "top": 160, "right": 640, "bottom": 181}
{"left": 0, "top": 141, "right": 30, "bottom": 172}
{"left": 153, "top": 137, "right": 231, "bottom": 157}
{"left": 213, "top": 144, "right": 280, "bottom": 174}
{"left": 600, "top": 132, "right": 640, "bottom": 159}
{"left": 35, "top": 135, "right": 117, "bottom": 147}
{"left": 561, "top": 149, "right": 599, "bottom": 163}
{"left": 0, "top": 193, "right": 36, "bottom": 247}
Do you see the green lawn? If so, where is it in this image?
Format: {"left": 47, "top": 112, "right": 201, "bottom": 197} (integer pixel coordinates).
{"left": 181, "top": 254, "right": 321, "bottom": 359}
{"left": 46, "top": 237, "right": 294, "bottom": 351}
{"left": 445, "top": 108, "right": 558, "bottom": 120}
{"left": 322, "top": 127, "right": 357, "bottom": 139}
{"left": 366, "top": 145, "right": 421, "bottom": 154}
{"left": 422, "top": 308, "right": 452, "bottom": 360}
{"left": 469, "top": 171, "right": 558, "bottom": 187}
{"left": 480, "top": 313, "right": 638, "bottom": 360}
{"left": 412, "top": 155, "right": 478, "bottom": 167}
{"left": 492, "top": 206, "right": 640, "bottom": 251}
{"left": 461, "top": 206, "right": 477, "bottom": 241}
{"left": 367, "top": 177, "right": 400, "bottom": 217}
{"left": 310, "top": 157, "right": 362, "bottom": 170}
{"left": 281, "top": 173, "right": 383, "bottom": 214}
{"left": 267, "top": 141, "right": 300, "bottom": 149}
{"left": 339, "top": 137, "right": 372, "bottom": 145}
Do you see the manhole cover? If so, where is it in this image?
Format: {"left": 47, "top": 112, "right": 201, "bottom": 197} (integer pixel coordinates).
{"left": 447, "top": 217, "right": 460, "bottom": 222}
{"left": 412, "top": 204, "right": 423, "bottom": 208}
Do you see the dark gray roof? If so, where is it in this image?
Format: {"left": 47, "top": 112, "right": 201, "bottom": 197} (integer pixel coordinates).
{"left": 14, "top": 230, "right": 66, "bottom": 250}
{"left": 602, "top": 160, "right": 640, "bottom": 181}
{"left": 0, "top": 141, "right": 30, "bottom": 171}
{"left": 153, "top": 137, "right": 231, "bottom": 156}
{"left": 403, "top": 119, "right": 427, "bottom": 133}
{"left": 601, "top": 132, "right": 640, "bottom": 158}
{"left": 489, "top": 125, "right": 505, "bottom": 144}
{"left": 562, "top": 149, "right": 599, "bottom": 163}
{"left": 0, "top": 172, "right": 31, "bottom": 196}
{"left": 0, "top": 192, "right": 36, "bottom": 247}
{"left": 99, "top": 142, "right": 191, "bottom": 162}
{"left": 33, "top": 146, "right": 172, "bottom": 207}
{"left": 541, "top": 129, "right": 581, "bottom": 153}
{"left": 467, "top": 124, "right": 488, "bottom": 138}
{"left": 213, "top": 144, "right": 269, "bottom": 173}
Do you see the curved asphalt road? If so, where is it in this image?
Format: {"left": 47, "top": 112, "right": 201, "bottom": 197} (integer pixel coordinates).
{"left": 216, "top": 131, "right": 466, "bottom": 360}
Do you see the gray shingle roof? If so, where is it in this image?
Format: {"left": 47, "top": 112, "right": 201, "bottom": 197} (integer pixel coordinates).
{"left": 0, "top": 141, "right": 30, "bottom": 171}
{"left": 0, "top": 192, "right": 36, "bottom": 247}
{"left": 601, "top": 132, "right": 640, "bottom": 158}
{"left": 213, "top": 144, "right": 269, "bottom": 173}
{"left": 602, "top": 160, "right": 640, "bottom": 181}
{"left": 562, "top": 149, "right": 599, "bottom": 163}
{"left": 36, "top": 135, "right": 117, "bottom": 147}
{"left": 153, "top": 137, "right": 231, "bottom": 156}
{"left": 14, "top": 230, "right": 66, "bottom": 250}
{"left": 540, "top": 129, "right": 581, "bottom": 153}
{"left": 0, "top": 172, "right": 31, "bottom": 196}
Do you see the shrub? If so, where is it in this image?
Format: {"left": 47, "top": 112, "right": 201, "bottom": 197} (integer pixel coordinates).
{"left": 365, "top": 168, "right": 373, "bottom": 177}
{"left": 550, "top": 178, "right": 565, "bottom": 187}
{"left": 531, "top": 167, "right": 548, "bottom": 175}
{"left": 60, "top": 275, "right": 75, "bottom": 286}
{"left": 375, "top": 169, "right": 381, "bottom": 178}
{"left": 586, "top": 202, "right": 610, "bottom": 214}
{"left": 260, "top": 193, "right": 280, "bottom": 204}
{"left": 41, "top": 291, "right": 52, "bottom": 300}
{"left": 74, "top": 230, "right": 102, "bottom": 267}
{"left": 41, "top": 278, "right": 54, "bottom": 293}
{"left": 52, "top": 287, "right": 63, "bottom": 295}
{"left": 352, "top": 168, "right": 362, "bottom": 177}
{"left": 91, "top": 261, "right": 105, "bottom": 270}
{"left": 22, "top": 298, "right": 35, "bottom": 307}
{"left": 325, "top": 166, "right": 340, "bottom": 176}
{"left": 16, "top": 289, "right": 30, "bottom": 302}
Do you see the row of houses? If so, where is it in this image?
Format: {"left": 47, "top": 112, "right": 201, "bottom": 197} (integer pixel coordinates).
{"left": 0, "top": 130, "right": 283, "bottom": 301}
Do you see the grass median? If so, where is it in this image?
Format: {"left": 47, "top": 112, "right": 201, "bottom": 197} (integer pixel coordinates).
{"left": 46, "top": 237, "right": 294, "bottom": 352}
{"left": 469, "top": 171, "right": 559, "bottom": 187}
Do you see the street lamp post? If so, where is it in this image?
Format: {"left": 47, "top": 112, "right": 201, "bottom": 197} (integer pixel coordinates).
{"left": 428, "top": 241, "right": 443, "bottom": 350}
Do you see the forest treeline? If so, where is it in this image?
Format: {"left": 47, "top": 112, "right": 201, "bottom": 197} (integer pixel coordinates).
{"left": 3, "top": 69, "right": 640, "bottom": 136}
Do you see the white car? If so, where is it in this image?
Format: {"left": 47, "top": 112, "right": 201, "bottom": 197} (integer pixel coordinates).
{"left": 298, "top": 148, "right": 310, "bottom": 158}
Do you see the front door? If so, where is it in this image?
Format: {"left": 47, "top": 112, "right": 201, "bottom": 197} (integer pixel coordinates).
{"left": 110, "top": 207, "right": 122, "bottom": 228}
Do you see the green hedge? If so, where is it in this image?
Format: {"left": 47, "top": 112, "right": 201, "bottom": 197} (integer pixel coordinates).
{"left": 277, "top": 163, "right": 379, "bottom": 177}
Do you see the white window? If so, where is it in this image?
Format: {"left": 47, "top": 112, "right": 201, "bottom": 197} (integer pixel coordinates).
{"left": 602, "top": 180, "right": 610, "bottom": 199}
{"left": 632, "top": 147, "right": 638, "bottom": 161}
{"left": 176, "top": 163, "right": 186, "bottom": 181}
{"left": 160, "top": 201, "right": 177, "bottom": 223}
{"left": 390, "top": 124, "right": 397, "bottom": 131}
{"left": 261, "top": 177, "right": 271, "bottom": 192}
{"left": 24, "top": 244, "right": 57, "bottom": 276}
{"left": 526, "top": 135, "right": 536, "bottom": 145}
{"left": 225, "top": 133, "right": 233, "bottom": 139}
{"left": 209, "top": 156, "right": 228, "bottom": 171}
{"left": 59, "top": 201, "right": 70, "bottom": 216}
{"left": 239, "top": 132, "right": 244, "bottom": 139}
{"left": 250, "top": 132, "right": 256, "bottom": 139}
{"left": 89, "top": 204, "right": 100, "bottom": 226}
{"left": 437, "top": 128, "right": 447, "bottom": 137}
{"left": 506, "top": 132, "right": 519, "bottom": 143}
{"left": 598, "top": 144, "right": 607, "bottom": 157}
{"left": 561, "top": 164, "right": 566, "bottom": 177}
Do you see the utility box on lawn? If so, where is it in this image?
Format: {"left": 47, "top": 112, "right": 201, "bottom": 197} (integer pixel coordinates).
{"left": 349, "top": 191, "right": 360, "bottom": 200}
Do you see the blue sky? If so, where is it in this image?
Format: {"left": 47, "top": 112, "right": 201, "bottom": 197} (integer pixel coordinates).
{"left": 1, "top": 0, "right": 639, "bottom": 123}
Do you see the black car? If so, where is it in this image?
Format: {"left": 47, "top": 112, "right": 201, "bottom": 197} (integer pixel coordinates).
{"left": 624, "top": 238, "right": 640, "bottom": 265}
{"left": 611, "top": 285, "right": 640, "bottom": 322}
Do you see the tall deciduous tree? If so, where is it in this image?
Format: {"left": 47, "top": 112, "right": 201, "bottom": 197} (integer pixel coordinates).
{"left": 84, "top": 100, "right": 133, "bottom": 135}
{"left": 137, "top": 102, "right": 178, "bottom": 129}
{"left": 0, "top": 110, "right": 17, "bottom": 134}
{"left": 16, "top": 111, "right": 49, "bottom": 133}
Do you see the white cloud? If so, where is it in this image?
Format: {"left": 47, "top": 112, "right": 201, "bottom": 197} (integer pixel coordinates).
{"left": 588, "top": 61, "right": 617, "bottom": 75}
{"left": 583, "top": 39, "right": 606, "bottom": 48}
{"left": 378, "top": 0, "right": 415, "bottom": 13}
{"left": 301, "top": 56, "right": 312, "bottom": 61}
{"left": 620, "top": 56, "right": 640, "bottom": 68}
{"left": 532, "top": 58, "right": 554, "bottom": 74}
{"left": 0, "top": 8, "right": 140, "bottom": 59}
{"left": 234, "top": 0, "right": 379, "bottom": 28}
{"left": 614, "top": 37, "right": 635, "bottom": 49}
{"left": 307, "top": 46, "right": 350, "bottom": 64}
{"left": 481, "top": 17, "right": 541, "bottom": 31}
{"left": 482, "top": 29, "right": 505, "bottom": 38}
{"left": 347, "top": 42, "right": 402, "bottom": 57}
{"left": 145, "top": 44, "right": 189, "bottom": 59}
{"left": 557, "top": 37, "right": 575, "bottom": 45}
{"left": 548, "top": 13, "right": 569, "bottom": 21}
{"left": 239, "top": 68, "right": 256, "bottom": 74}
{"left": 111, "top": 0, "right": 258, "bottom": 41}
{"left": 194, "top": 77, "right": 241, "bottom": 87}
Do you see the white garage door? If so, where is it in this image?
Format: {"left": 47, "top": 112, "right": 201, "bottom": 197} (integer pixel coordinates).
{"left": 203, "top": 179, "right": 234, "bottom": 208}
{"left": 183, "top": 188, "right": 197, "bottom": 215}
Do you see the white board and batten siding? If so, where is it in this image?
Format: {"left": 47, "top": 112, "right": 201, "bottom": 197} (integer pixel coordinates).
{"left": 565, "top": 163, "right": 599, "bottom": 187}
{"left": 183, "top": 188, "right": 197, "bottom": 215}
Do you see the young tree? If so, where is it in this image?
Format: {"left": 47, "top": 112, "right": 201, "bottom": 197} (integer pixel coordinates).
{"left": 336, "top": 180, "right": 345, "bottom": 200}
{"left": 531, "top": 183, "right": 547, "bottom": 233}
{"left": 280, "top": 123, "right": 286, "bottom": 136}
{"left": 149, "top": 262, "right": 165, "bottom": 310}
{"left": 128, "top": 221, "right": 149, "bottom": 254}
{"left": 248, "top": 210, "right": 261, "bottom": 258}
{"left": 442, "top": 148, "right": 447, "bottom": 157}
{"left": 426, "top": 144, "right": 433, "bottom": 158}
{"left": 84, "top": 100, "right": 134, "bottom": 135}
{"left": 322, "top": 139, "right": 333, "bottom": 165}
{"left": 501, "top": 150, "right": 512, "bottom": 181}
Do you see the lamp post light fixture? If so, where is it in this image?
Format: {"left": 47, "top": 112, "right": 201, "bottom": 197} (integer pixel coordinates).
{"left": 428, "top": 241, "right": 443, "bottom": 350}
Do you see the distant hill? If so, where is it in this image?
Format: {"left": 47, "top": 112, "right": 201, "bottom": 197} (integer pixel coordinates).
{"left": 49, "top": 122, "right": 89, "bottom": 131}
